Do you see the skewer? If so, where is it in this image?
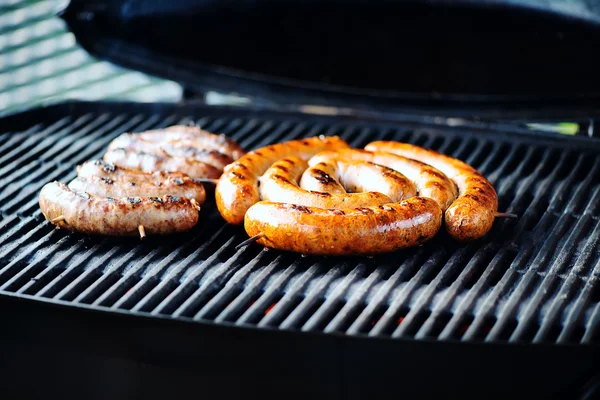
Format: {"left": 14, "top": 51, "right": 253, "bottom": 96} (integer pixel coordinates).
{"left": 50, "top": 215, "right": 65, "bottom": 223}
{"left": 235, "top": 233, "right": 265, "bottom": 250}
{"left": 138, "top": 225, "right": 146, "bottom": 240}
{"left": 194, "top": 178, "right": 218, "bottom": 185}
{"left": 495, "top": 212, "right": 518, "bottom": 219}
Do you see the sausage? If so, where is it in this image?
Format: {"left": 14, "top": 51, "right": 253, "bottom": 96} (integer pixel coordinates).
{"left": 68, "top": 175, "right": 206, "bottom": 204}
{"left": 77, "top": 160, "right": 188, "bottom": 182}
{"left": 39, "top": 182, "right": 200, "bottom": 236}
{"left": 108, "top": 125, "right": 246, "bottom": 160}
{"left": 364, "top": 141, "right": 498, "bottom": 241}
{"left": 103, "top": 148, "right": 222, "bottom": 179}
{"left": 216, "top": 136, "right": 351, "bottom": 224}
{"left": 298, "top": 161, "right": 346, "bottom": 194}
{"left": 308, "top": 149, "right": 457, "bottom": 210}
{"left": 159, "top": 144, "right": 233, "bottom": 171}
{"left": 108, "top": 134, "right": 233, "bottom": 171}
{"left": 259, "top": 157, "right": 393, "bottom": 208}
{"left": 299, "top": 160, "right": 416, "bottom": 202}
{"left": 244, "top": 197, "right": 442, "bottom": 255}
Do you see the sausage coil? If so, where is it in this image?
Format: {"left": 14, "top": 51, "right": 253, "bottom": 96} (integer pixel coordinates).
{"left": 365, "top": 141, "right": 498, "bottom": 241}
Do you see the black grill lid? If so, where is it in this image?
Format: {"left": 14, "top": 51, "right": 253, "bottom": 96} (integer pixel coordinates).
{"left": 61, "top": 0, "right": 600, "bottom": 114}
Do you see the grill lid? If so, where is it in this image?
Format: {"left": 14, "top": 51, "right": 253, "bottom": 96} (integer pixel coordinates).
{"left": 60, "top": 0, "right": 600, "bottom": 114}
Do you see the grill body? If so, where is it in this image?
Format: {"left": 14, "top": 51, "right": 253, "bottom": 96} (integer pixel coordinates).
{"left": 0, "top": 102, "right": 599, "bottom": 399}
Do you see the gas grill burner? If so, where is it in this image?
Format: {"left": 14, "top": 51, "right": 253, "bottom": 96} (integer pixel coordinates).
{"left": 1, "top": 103, "right": 599, "bottom": 399}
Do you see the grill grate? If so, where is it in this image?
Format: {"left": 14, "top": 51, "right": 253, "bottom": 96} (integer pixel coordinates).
{"left": 1, "top": 102, "right": 600, "bottom": 345}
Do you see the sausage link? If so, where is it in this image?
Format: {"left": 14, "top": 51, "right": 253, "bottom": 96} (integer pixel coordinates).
{"left": 244, "top": 197, "right": 442, "bottom": 256}
{"left": 68, "top": 175, "right": 206, "bottom": 204}
{"left": 108, "top": 134, "right": 233, "bottom": 171}
{"left": 300, "top": 160, "right": 415, "bottom": 202}
{"left": 39, "top": 182, "right": 199, "bottom": 236}
{"left": 216, "top": 136, "right": 350, "bottom": 224}
{"left": 365, "top": 141, "right": 498, "bottom": 241}
{"left": 108, "top": 126, "right": 246, "bottom": 160}
{"left": 309, "top": 149, "right": 457, "bottom": 210}
{"left": 104, "top": 148, "right": 222, "bottom": 179}
{"left": 77, "top": 160, "right": 188, "bottom": 182}
{"left": 260, "top": 157, "right": 393, "bottom": 208}
{"left": 299, "top": 161, "right": 346, "bottom": 194}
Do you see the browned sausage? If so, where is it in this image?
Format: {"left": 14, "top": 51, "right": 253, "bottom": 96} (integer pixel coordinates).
{"left": 108, "top": 134, "right": 233, "bottom": 171}
{"left": 308, "top": 149, "right": 457, "bottom": 210}
{"left": 298, "top": 161, "right": 346, "bottom": 194}
{"left": 103, "top": 148, "right": 222, "bottom": 179}
{"left": 108, "top": 125, "right": 246, "bottom": 160}
{"left": 68, "top": 175, "right": 206, "bottom": 204}
{"left": 39, "top": 182, "right": 200, "bottom": 236}
{"left": 259, "top": 157, "right": 393, "bottom": 208}
{"left": 244, "top": 197, "right": 442, "bottom": 255}
{"left": 77, "top": 160, "right": 188, "bottom": 182}
{"left": 365, "top": 141, "right": 498, "bottom": 241}
{"left": 299, "top": 160, "right": 416, "bottom": 202}
{"left": 216, "top": 136, "right": 351, "bottom": 224}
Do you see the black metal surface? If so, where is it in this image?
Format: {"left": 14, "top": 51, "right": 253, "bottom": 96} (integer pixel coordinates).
{"left": 1, "top": 101, "right": 600, "bottom": 347}
{"left": 62, "top": 0, "right": 600, "bottom": 112}
{"left": 1, "top": 101, "right": 600, "bottom": 399}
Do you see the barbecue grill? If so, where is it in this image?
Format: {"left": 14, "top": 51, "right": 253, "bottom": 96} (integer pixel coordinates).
{"left": 2, "top": 1, "right": 600, "bottom": 399}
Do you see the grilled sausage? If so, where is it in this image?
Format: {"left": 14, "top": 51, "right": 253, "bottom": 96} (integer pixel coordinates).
{"left": 104, "top": 148, "right": 222, "bottom": 179}
{"left": 108, "top": 125, "right": 246, "bottom": 160}
{"left": 68, "top": 175, "right": 206, "bottom": 204}
{"left": 299, "top": 160, "right": 416, "bottom": 202}
{"left": 108, "top": 134, "right": 233, "bottom": 171}
{"left": 216, "top": 136, "right": 351, "bottom": 224}
{"left": 39, "top": 182, "right": 200, "bottom": 236}
{"left": 298, "top": 160, "right": 346, "bottom": 194}
{"left": 260, "top": 157, "right": 393, "bottom": 208}
{"left": 77, "top": 160, "right": 188, "bottom": 182}
{"left": 308, "top": 149, "right": 457, "bottom": 210}
{"left": 244, "top": 197, "right": 442, "bottom": 255}
{"left": 364, "top": 141, "right": 498, "bottom": 241}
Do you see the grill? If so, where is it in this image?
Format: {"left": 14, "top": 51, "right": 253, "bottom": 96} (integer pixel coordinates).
{"left": 4, "top": 2, "right": 600, "bottom": 399}
{"left": 2, "top": 102, "right": 600, "bottom": 345}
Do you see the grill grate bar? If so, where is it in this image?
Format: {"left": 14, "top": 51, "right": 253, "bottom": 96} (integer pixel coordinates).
{"left": 301, "top": 263, "right": 367, "bottom": 332}
{"left": 214, "top": 254, "right": 288, "bottom": 323}
{"left": 538, "top": 219, "right": 600, "bottom": 343}
{"left": 258, "top": 263, "right": 323, "bottom": 328}
{"left": 484, "top": 152, "right": 587, "bottom": 341}
{"left": 193, "top": 249, "right": 275, "bottom": 320}
{"left": 324, "top": 266, "right": 385, "bottom": 333}
{"left": 235, "top": 258, "right": 305, "bottom": 325}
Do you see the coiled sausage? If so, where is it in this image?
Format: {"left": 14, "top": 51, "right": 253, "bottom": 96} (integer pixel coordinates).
{"left": 259, "top": 157, "right": 394, "bottom": 208}
{"left": 216, "top": 136, "right": 350, "bottom": 224}
{"left": 244, "top": 197, "right": 442, "bottom": 256}
{"left": 365, "top": 141, "right": 498, "bottom": 241}
{"left": 308, "top": 149, "right": 457, "bottom": 210}
{"left": 299, "top": 160, "right": 416, "bottom": 202}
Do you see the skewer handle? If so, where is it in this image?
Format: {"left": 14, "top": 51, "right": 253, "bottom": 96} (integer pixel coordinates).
{"left": 50, "top": 215, "right": 65, "bottom": 223}
{"left": 138, "top": 225, "right": 146, "bottom": 240}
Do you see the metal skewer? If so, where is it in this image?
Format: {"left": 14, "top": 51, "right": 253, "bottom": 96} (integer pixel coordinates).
{"left": 235, "top": 233, "right": 265, "bottom": 250}
{"left": 494, "top": 212, "right": 518, "bottom": 219}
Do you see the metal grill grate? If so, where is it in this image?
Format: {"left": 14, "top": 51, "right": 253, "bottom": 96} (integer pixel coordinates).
{"left": 1, "top": 102, "right": 600, "bottom": 345}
